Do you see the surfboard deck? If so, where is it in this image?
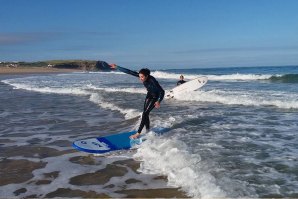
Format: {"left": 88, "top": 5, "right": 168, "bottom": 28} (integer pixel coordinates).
{"left": 165, "top": 76, "right": 208, "bottom": 99}
{"left": 73, "top": 127, "right": 170, "bottom": 154}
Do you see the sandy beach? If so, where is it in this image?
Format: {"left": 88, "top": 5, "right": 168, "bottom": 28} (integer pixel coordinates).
{"left": 0, "top": 67, "right": 82, "bottom": 75}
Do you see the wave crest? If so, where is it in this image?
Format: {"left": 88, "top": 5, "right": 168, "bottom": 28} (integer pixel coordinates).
{"left": 269, "top": 74, "right": 298, "bottom": 83}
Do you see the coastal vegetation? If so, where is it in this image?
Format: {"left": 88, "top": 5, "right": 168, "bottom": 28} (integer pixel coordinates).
{"left": 0, "top": 60, "right": 112, "bottom": 71}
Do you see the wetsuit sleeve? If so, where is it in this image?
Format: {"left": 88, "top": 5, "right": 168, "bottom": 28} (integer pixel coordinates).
{"left": 150, "top": 77, "right": 165, "bottom": 103}
{"left": 116, "top": 65, "right": 139, "bottom": 77}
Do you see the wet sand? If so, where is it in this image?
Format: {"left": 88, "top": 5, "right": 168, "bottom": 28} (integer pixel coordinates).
{"left": 0, "top": 147, "right": 188, "bottom": 198}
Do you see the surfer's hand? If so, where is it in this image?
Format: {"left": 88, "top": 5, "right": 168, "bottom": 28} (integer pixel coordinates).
{"left": 109, "top": 63, "right": 117, "bottom": 69}
{"left": 154, "top": 101, "right": 160, "bottom": 108}
{"left": 130, "top": 133, "right": 140, "bottom": 139}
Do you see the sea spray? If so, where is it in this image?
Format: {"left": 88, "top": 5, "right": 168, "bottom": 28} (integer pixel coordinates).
{"left": 133, "top": 132, "right": 226, "bottom": 198}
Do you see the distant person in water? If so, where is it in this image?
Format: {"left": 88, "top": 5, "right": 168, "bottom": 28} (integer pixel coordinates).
{"left": 109, "top": 63, "right": 165, "bottom": 139}
{"left": 177, "top": 75, "right": 186, "bottom": 86}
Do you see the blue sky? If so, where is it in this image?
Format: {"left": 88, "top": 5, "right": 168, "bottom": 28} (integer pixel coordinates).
{"left": 1, "top": 0, "right": 298, "bottom": 68}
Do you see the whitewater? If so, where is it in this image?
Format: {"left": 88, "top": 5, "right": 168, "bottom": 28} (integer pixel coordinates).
{"left": 1, "top": 65, "right": 298, "bottom": 198}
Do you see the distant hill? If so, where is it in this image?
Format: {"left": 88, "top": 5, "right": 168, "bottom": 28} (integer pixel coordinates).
{"left": 0, "top": 60, "right": 114, "bottom": 71}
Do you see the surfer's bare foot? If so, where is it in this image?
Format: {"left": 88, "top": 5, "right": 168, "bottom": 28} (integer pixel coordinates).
{"left": 130, "top": 133, "right": 140, "bottom": 139}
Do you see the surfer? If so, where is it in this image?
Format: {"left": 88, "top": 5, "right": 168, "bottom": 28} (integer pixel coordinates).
{"left": 177, "top": 75, "right": 186, "bottom": 85}
{"left": 109, "top": 64, "right": 165, "bottom": 139}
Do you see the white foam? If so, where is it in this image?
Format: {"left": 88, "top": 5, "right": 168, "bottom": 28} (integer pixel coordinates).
{"left": 133, "top": 132, "right": 226, "bottom": 198}
{"left": 0, "top": 152, "right": 125, "bottom": 198}
{"left": 2, "top": 78, "right": 141, "bottom": 119}
{"left": 86, "top": 84, "right": 146, "bottom": 94}
{"left": 2, "top": 81, "right": 90, "bottom": 96}
{"left": 207, "top": 73, "right": 273, "bottom": 81}
{"left": 152, "top": 71, "right": 273, "bottom": 81}
{"left": 174, "top": 90, "right": 298, "bottom": 109}
{"left": 152, "top": 71, "right": 199, "bottom": 80}
{"left": 0, "top": 150, "right": 176, "bottom": 198}
{"left": 89, "top": 93, "right": 140, "bottom": 119}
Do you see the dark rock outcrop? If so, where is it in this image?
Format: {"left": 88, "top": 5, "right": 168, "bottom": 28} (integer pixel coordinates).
{"left": 53, "top": 60, "right": 113, "bottom": 71}
{"left": 95, "top": 61, "right": 113, "bottom": 71}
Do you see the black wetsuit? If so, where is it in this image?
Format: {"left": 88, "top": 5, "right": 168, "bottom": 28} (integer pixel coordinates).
{"left": 177, "top": 80, "right": 186, "bottom": 86}
{"left": 117, "top": 66, "right": 165, "bottom": 133}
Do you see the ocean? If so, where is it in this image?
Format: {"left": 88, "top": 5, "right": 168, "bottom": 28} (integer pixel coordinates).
{"left": 0, "top": 65, "right": 298, "bottom": 198}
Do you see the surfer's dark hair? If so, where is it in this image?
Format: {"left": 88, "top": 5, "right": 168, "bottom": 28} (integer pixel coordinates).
{"left": 139, "top": 68, "right": 150, "bottom": 77}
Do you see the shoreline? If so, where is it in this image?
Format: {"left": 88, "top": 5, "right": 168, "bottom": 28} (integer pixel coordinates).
{"left": 0, "top": 67, "right": 82, "bottom": 75}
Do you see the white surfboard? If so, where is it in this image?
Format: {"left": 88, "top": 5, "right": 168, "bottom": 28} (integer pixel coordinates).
{"left": 165, "top": 76, "right": 208, "bottom": 99}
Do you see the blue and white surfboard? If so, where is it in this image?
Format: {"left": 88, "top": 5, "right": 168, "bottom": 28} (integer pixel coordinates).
{"left": 72, "top": 127, "right": 170, "bottom": 154}
{"left": 73, "top": 130, "right": 140, "bottom": 154}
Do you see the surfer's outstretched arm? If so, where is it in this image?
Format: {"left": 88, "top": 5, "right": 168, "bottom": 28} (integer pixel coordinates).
{"left": 109, "top": 64, "right": 139, "bottom": 77}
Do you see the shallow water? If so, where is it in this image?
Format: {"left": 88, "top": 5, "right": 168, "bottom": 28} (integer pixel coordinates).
{"left": 1, "top": 66, "right": 298, "bottom": 198}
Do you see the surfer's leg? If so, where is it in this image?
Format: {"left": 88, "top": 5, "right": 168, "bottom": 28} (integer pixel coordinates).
{"left": 138, "top": 98, "right": 156, "bottom": 133}
{"left": 143, "top": 99, "right": 151, "bottom": 130}
{"left": 145, "top": 115, "right": 150, "bottom": 130}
